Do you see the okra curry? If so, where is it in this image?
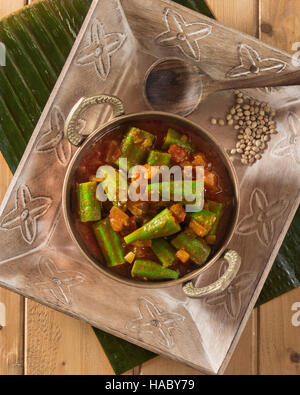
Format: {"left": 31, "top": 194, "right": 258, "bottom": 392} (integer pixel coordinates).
{"left": 73, "top": 119, "right": 234, "bottom": 282}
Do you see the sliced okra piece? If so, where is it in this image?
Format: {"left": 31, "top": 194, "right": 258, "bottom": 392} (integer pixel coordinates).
{"left": 147, "top": 150, "right": 171, "bottom": 166}
{"left": 131, "top": 260, "right": 178, "bottom": 280}
{"left": 206, "top": 200, "right": 223, "bottom": 235}
{"left": 148, "top": 180, "right": 203, "bottom": 203}
{"left": 93, "top": 218, "right": 125, "bottom": 267}
{"left": 189, "top": 209, "right": 217, "bottom": 235}
{"left": 77, "top": 182, "right": 101, "bottom": 222}
{"left": 151, "top": 238, "right": 177, "bottom": 267}
{"left": 162, "top": 128, "right": 195, "bottom": 152}
{"left": 124, "top": 208, "right": 181, "bottom": 244}
{"left": 116, "top": 127, "right": 155, "bottom": 170}
{"left": 171, "top": 232, "right": 211, "bottom": 266}
{"left": 96, "top": 166, "right": 127, "bottom": 204}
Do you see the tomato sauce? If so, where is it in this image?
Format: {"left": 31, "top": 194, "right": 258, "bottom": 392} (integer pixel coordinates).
{"left": 72, "top": 119, "right": 235, "bottom": 281}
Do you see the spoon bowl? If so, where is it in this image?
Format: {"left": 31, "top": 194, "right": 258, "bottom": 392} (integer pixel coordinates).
{"left": 144, "top": 57, "right": 300, "bottom": 116}
{"left": 144, "top": 58, "right": 203, "bottom": 116}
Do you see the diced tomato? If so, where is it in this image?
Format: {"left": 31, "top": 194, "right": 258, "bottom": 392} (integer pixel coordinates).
{"left": 192, "top": 153, "right": 207, "bottom": 167}
{"left": 170, "top": 204, "right": 186, "bottom": 223}
{"left": 204, "top": 170, "right": 219, "bottom": 192}
{"left": 189, "top": 219, "right": 208, "bottom": 237}
{"left": 132, "top": 246, "right": 154, "bottom": 259}
{"left": 124, "top": 251, "right": 135, "bottom": 264}
{"left": 109, "top": 206, "right": 130, "bottom": 232}
{"left": 168, "top": 144, "right": 188, "bottom": 163}
{"left": 131, "top": 165, "right": 159, "bottom": 182}
{"left": 127, "top": 201, "right": 149, "bottom": 217}
{"left": 205, "top": 235, "right": 217, "bottom": 245}
{"left": 176, "top": 249, "right": 190, "bottom": 263}
{"left": 179, "top": 160, "right": 192, "bottom": 169}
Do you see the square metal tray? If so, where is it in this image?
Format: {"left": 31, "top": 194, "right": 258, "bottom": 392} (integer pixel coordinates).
{"left": 0, "top": 0, "right": 299, "bottom": 374}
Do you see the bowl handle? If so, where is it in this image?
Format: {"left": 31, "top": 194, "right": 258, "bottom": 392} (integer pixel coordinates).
{"left": 64, "top": 94, "right": 125, "bottom": 146}
{"left": 182, "top": 250, "right": 241, "bottom": 298}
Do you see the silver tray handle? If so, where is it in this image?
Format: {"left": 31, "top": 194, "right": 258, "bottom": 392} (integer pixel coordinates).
{"left": 64, "top": 94, "right": 125, "bottom": 146}
{"left": 182, "top": 250, "right": 241, "bottom": 298}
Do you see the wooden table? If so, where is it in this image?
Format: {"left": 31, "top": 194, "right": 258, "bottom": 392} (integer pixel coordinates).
{"left": 0, "top": 0, "right": 299, "bottom": 375}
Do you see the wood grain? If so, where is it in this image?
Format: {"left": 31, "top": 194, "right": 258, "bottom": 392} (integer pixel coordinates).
{"left": 259, "top": 288, "right": 300, "bottom": 374}
{"left": 0, "top": 152, "right": 24, "bottom": 374}
{"left": 0, "top": 283, "right": 24, "bottom": 375}
{"left": 0, "top": 0, "right": 26, "bottom": 375}
{"left": 0, "top": 0, "right": 299, "bottom": 376}
{"left": 25, "top": 300, "right": 114, "bottom": 375}
{"left": 0, "top": 0, "right": 25, "bottom": 18}
{"left": 259, "top": 0, "right": 300, "bottom": 53}
{"left": 258, "top": 0, "right": 300, "bottom": 375}
{"left": 208, "top": 0, "right": 258, "bottom": 36}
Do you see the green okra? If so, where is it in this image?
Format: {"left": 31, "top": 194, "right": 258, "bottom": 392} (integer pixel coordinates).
{"left": 148, "top": 180, "right": 203, "bottom": 203}
{"left": 93, "top": 218, "right": 125, "bottom": 267}
{"left": 116, "top": 127, "right": 155, "bottom": 170}
{"left": 147, "top": 150, "right": 171, "bottom": 166}
{"left": 131, "top": 260, "right": 178, "bottom": 280}
{"left": 124, "top": 208, "right": 181, "bottom": 244}
{"left": 171, "top": 232, "right": 211, "bottom": 266}
{"left": 151, "top": 238, "right": 177, "bottom": 267}
{"left": 189, "top": 209, "right": 217, "bottom": 234}
{"left": 96, "top": 166, "right": 128, "bottom": 204}
{"left": 206, "top": 200, "right": 223, "bottom": 235}
{"left": 162, "top": 128, "right": 195, "bottom": 152}
{"left": 77, "top": 182, "right": 101, "bottom": 222}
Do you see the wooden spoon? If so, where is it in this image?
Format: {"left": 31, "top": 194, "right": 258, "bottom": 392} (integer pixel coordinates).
{"left": 144, "top": 58, "right": 300, "bottom": 116}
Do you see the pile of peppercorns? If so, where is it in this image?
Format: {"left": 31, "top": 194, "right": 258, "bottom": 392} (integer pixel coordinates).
{"left": 211, "top": 90, "right": 278, "bottom": 165}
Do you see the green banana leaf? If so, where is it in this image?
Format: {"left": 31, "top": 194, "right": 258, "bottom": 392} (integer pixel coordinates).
{"left": 0, "top": 0, "right": 299, "bottom": 374}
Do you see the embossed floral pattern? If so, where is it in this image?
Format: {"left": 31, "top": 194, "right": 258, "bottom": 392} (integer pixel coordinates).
{"left": 272, "top": 112, "right": 300, "bottom": 165}
{"left": 33, "top": 256, "right": 86, "bottom": 306}
{"left": 126, "top": 297, "right": 185, "bottom": 349}
{"left": 226, "top": 44, "right": 287, "bottom": 78}
{"left": 36, "top": 106, "right": 71, "bottom": 166}
{"left": 0, "top": 185, "right": 52, "bottom": 245}
{"left": 76, "top": 18, "right": 126, "bottom": 80}
{"left": 155, "top": 8, "right": 212, "bottom": 61}
{"left": 236, "top": 188, "right": 289, "bottom": 247}
{"left": 205, "top": 262, "right": 256, "bottom": 319}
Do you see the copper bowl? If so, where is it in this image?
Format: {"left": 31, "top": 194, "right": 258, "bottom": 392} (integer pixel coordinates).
{"left": 62, "top": 94, "right": 241, "bottom": 298}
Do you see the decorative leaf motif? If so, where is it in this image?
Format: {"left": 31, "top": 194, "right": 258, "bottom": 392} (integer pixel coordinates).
{"left": 205, "top": 261, "right": 257, "bottom": 319}
{"left": 126, "top": 297, "right": 185, "bottom": 349}
{"left": 155, "top": 8, "right": 212, "bottom": 61}
{"left": 76, "top": 18, "right": 126, "bottom": 80}
{"left": 226, "top": 44, "right": 287, "bottom": 78}
{"left": 36, "top": 106, "right": 71, "bottom": 166}
{"left": 236, "top": 188, "right": 289, "bottom": 247}
{"left": 0, "top": 185, "right": 52, "bottom": 245}
{"left": 33, "top": 256, "right": 86, "bottom": 306}
{"left": 272, "top": 112, "right": 300, "bottom": 165}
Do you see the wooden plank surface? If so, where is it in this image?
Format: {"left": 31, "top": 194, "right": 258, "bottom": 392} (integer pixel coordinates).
{"left": 0, "top": 0, "right": 26, "bottom": 375}
{"left": 0, "top": 0, "right": 26, "bottom": 377}
{"left": 258, "top": 0, "right": 300, "bottom": 375}
{"left": 25, "top": 301, "right": 114, "bottom": 375}
{"left": 0, "top": 0, "right": 25, "bottom": 18}
{"left": 208, "top": 0, "right": 258, "bottom": 36}
{"left": 0, "top": 0, "right": 299, "bottom": 376}
{"left": 259, "top": 288, "right": 300, "bottom": 375}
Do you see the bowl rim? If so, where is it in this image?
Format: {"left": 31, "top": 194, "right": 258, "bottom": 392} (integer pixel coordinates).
{"left": 62, "top": 110, "right": 240, "bottom": 289}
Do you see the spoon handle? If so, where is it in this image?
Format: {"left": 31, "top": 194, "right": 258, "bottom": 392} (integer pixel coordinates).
{"left": 214, "top": 68, "right": 300, "bottom": 91}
